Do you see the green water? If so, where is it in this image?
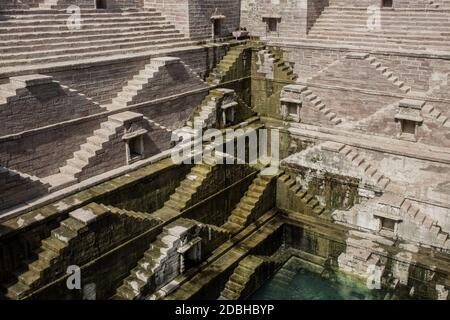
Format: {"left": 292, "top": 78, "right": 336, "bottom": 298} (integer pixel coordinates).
{"left": 250, "top": 257, "right": 387, "bottom": 300}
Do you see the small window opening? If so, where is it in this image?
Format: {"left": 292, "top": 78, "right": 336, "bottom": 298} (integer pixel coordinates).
{"left": 96, "top": 0, "right": 108, "bottom": 9}
{"left": 128, "top": 136, "right": 143, "bottom": 162}
{"left": 381, "top": 218, "right": 395, "bottom": 232}
{"left": 382, "top": 0, "right": 393, "bottom": 7}
{"left": 402, "top": 120, "right": 416, "bottom": 135}
{"left": 267, "top": 18, "right": 278, "bottom": 33}
{"left": 213, "top": 19, "right": 221, "bottom": 37}
{"left": 287, "top": 103, "right": 298, "bottom": 118}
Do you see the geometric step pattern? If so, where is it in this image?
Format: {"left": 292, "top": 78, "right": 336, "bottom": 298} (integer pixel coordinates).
{"left": 222, "top": 171, "right": 277, "bottom": 233}
{"left": 5, "top": 202, "right": 158, "bottom": 300}
{"left": 108, "top": 61, "right": 161, "bottom": 110}
{"left": 366, "top": 55, "right": 411, "bottom": 94}
{"left": 422, "top": 104, "right": 450, "bottom": 128}
{"left": 206, "top": 44, "right": 250, "bottom": 86}
{"left": 399, "top": 199, "right": 450, "bottom": 250}
{"left": 114, "top": 218, "right": 198, "bottom": 300}
{"left": 218, "top": 255, "right": 268, "bottom": 300}
{"left": 277, "top": 174, "right": 327, "bottom": 217}
{"left": 188, "top": 90, "right": 224, "bottom": 129}
{"left": 301, "top": 86, "right": 344, "bottom": 125}
{"left": 41, "top": 111, "right": 143, "bottom": 191}
{"left": 163, "top": 162, "right": 217, "bottom": 213}
{"left": 256, "top": 47, "right": 298, "bottom": 83}
{"left": 331, "top": 143, "right": 391, "bottom": 190}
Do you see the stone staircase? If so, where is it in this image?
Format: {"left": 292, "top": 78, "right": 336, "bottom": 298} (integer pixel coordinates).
{"left": 41, "top": 112, "right": 140, "bottom": 191}
{"left": 0, "top": 75, "right": 28, "bottom": 104}
{"left": 302, "top": 86, "right": 344, "bottom": 125}
{"left": 0, "top": 167, "right": 50, "bottom": 211}
{"left": 108, "top": 61, "right": 160, "bottom": 110}
{"left": 187, "top": 90, "right": 223, "bottom": 129}
{"left": 114, "top": 218, "right": 198, "bottom": 300}
{"left": 400, "top": 199, "right": 450, "bottom": 250}
{"left": 308, "top": 53, "right": 406, "bottom": 94}
{"left": 218, "top": 255, "right": 274, "bottom": 300}
{"left": 164, "top": 162, "right": 217, "bottom": 212}
{"left": 277, "top": 174, "right": 326, "bottom": 217}
{"left": 206, "top": 44, "right": 250, "bottom": 86}
{"left": 222, "top": 172, "right": 277, "bottom": 233}
{"left": 365, "top": 55, "right": 411, "bottom": 94}
{"left": 306, "top": 7, "right": 450, "bottom": 53}
{"left": 5, "top": 202, "right": 156, "bottom": 300}
{"left": 423, "top": 103, "right": 450, "bottom": 128}
{"left": 256, "top": 47, "right": 298, "bottom": 82}
{"left": 337, "top": 144, "right": 391, "bottom": 190}
{"left": 0, "top": 9, "right": 192, "bottom": 70}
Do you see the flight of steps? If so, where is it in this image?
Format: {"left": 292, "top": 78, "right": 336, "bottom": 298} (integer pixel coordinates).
{"left": 306, "top": 7, "right": 450, "bottom": 53}
{"left": 164, "top": 162, "right": 217, "bottom": 212}
{"left": 302, "top": 86, "right": 344, "bottom": 125}
{"left": 0, "top": 76, "right": 28, "bottom": 104}
{"left": 41, "top": 112, "right": 131, "bottom": 191}
{"left": 400, "top": 199, "right": 450, "bottom": 250}
{"left": 0, "top": 167, "right": 50, "bottom": 210}
{"left": 219, "top": 255, "right": 274, "bottom": 300}
{"left": 365, "top": 55, "right": 411, "bottom": 94}
{"left": 187, "top": 90, "right": 223, "bottom": 129}
{"left": 308, "top": 53, "right": 406, "bottom": 94}
{"left": 257, "top": 47, "right": 298, "bottom": 82}
{"left": 5, "top": 203, "right": 106, "bottom": 300}
{"left": 278, "top": 174, "right": 326, "bottom": 217}
{"left": 5, "top": 202, "right": 156, "bottom": 300}
{"left": 337, "top": 144, "right": 391, "bottom": 190}
{"left": 0, "top": 9, "right": 191, "bottom": 69}
{"left": 222, "top": 172, "right": 277, "bottom": 233}
{"left": 107, "top": 60, "right": 161, "bottom": 110}
{"left": 114, "top": 218, "right": 197, "bottom": 300}
{"left": 422, "top": 104, "right": 450, "bottom": 128}
{"left": 206, "top": 45, "right": 249, "bottom": 86}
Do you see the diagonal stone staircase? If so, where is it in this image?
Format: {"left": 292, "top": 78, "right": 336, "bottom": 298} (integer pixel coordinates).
{"left": 277, "top": 174, "right": 327, "bottom": 217}
{"left": 114, "top": 218, "right": 198, "bottom": 300}
{"left": 256, "top": 47, "right": 298, "bottom": 82}
{"left": 302, "top": 86, "right": 344, "bottom": 125}
{"left": 337, "top": 144, "right": 391, "bottom": 190}
{"left": 42, "top": 111, "right": 142, "bottom": 191}
{"left": 218, "top": 255, "right": 276, "bottom": 300}
{"left": 422, "top": 103, "right": 450, "bottom": 128}
{"left": 206, "top": 44, "right": 250, "bottom": 86}
{"left": 5, "top": 202, "right": 157, "bottom": 300}
{"left": 222, "top": 171, "right": 278, "bottom": 233}
{"left": 365, "top": 55, "right": 411, "bottom": 94}
{"left": 187, "top": 90, "right": 223, "bottom": 129}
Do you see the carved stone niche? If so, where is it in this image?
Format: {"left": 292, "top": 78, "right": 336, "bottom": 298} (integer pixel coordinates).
{"left": 395, "top": 99, "right": 425, "bottom": 142}
{"left": 280, "top": 84, "right": 305, "bottom": 122}
{"left": 374, "top": 194, "right": 403, "bottom": 237}
{"left": 117, "top": 112, "right": 147, "bottom": 164}
{"left": 218, "top": 88, "right": 238, "bottom": 128}
{"left": 211, "top": 8, "right": 226, "bottom": 39}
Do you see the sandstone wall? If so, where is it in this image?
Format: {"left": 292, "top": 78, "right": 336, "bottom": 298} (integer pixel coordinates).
{"left": 0, "top": 76, "right": 105, "bottom": 136}
{"left": 0, "top": 117, "right": 104, "bottom": 178}
{"left": 146, "top": 0, "right": 241, "bottom": 39}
